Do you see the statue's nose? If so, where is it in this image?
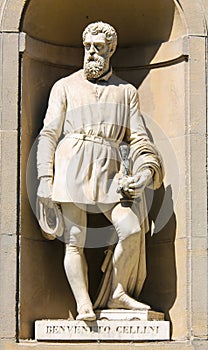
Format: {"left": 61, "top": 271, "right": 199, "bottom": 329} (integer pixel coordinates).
{"left": 89, "top": 44, "right": 96, "bottom": 55}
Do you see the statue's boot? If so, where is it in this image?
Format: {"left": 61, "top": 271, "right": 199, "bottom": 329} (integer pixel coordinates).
{"left": 64, "top": 244, "right": 96, "bottom": 321}
{"left": 107, "top": 233, "right": 150, "bottom": 310}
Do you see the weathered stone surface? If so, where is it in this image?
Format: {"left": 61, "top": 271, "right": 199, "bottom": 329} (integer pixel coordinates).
{"left": 139, "top": 60, "right": 186, "bottom": 139}
{"left": 0, "top": 0, "right": 27, "bottom": 31}
{"left": 1, "top": 340, "right": 208, "bottom": 350}
{"left": 0, "top": 131, "right": 17, "bottom": 234}
{"left": 191, "top": 237, "right": 208, "bottom": 338}
{"left": 0, "top": 235, "right": 16, "bottom": 338}
{"left": 170, "top": 238, "right": 188, "bottom": 340}
{"left": 0, "top": 33, "right": 19, "bottom": 131}
{"left": 189, "top": 133, "right": 207, "bottom": 237}
{"left": 35, "top": 319, "right": 170, "bottom": 341}
{"left": 19, "top": 237, "right": 73, "bottom": 339}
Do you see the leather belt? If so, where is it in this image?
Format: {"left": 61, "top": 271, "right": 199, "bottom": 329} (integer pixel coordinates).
{"left": 65, "top": 133, "right": 119, "bottom": 148}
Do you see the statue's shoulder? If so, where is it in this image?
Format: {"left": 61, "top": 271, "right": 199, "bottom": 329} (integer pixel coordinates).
{"left": 54, "top": 69, "right": 83, "bottom": 87}
{"left": 110, "top": 73, "right": 138, "bottom": 95}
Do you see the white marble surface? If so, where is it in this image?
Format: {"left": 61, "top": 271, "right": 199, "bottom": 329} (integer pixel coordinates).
{"left": 95, "top": 309, "right": 164, "bottom": 321}
{"left": 35, "top": 319, "right": 170, "bottom": 341}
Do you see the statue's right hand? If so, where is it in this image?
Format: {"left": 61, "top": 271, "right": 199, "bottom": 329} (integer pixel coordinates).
{"left": 37, "top": 176, "right": 53, "bottom": 207}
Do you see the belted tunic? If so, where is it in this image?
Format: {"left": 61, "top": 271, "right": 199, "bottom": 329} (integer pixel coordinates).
{"left": 37, "top": 69, "right": 163, "bottom": 205}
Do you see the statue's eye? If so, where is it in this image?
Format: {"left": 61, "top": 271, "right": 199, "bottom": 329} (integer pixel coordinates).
{"left": 95, "top": 44, "right": 104, "bottom": 50}
{"left": 84, "top": 44, "right": 91, "bottom": 50}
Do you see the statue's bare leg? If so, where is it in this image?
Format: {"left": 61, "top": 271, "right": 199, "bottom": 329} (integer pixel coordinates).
{"left": 62, "top": 203, "right": 96, "bottom": 321}
{"left": 64, "top": 244, "right": 96, "bottom": 320}
{"left": 107, "top": 233, "right": 150, "bottom": 310}
{"left": 99, "top": 202, "right": 150, "bottom": 310}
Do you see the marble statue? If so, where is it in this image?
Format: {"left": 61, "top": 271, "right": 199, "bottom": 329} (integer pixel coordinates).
{"left": 36, "top": 22, "right": 164, "bottom": 321}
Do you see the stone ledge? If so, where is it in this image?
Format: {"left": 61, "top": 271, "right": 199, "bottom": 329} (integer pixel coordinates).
{"left": 25, "top": 35, "right": 188, "bottom": 69}
{"left": 1, "top": 339, "right": 208, "bottom": 350}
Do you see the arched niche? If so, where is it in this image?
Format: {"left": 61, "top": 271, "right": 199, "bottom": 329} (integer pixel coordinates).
{"left": 18, "top": 0, "right": 191, "bottom": 341}
{"left": 0, "top": 0, "right": 205, "bottom": 343}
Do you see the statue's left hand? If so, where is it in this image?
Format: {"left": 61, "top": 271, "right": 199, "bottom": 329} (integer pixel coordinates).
{"left": 127, "top": 168, "right": 153, "bottom": 198}
{"left": 37, "top": 176, "right": 53, "bottom": 208}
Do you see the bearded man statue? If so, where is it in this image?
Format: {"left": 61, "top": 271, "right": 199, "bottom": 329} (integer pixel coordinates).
{"left": 37, "top": 22, "right": 164, "bottom": 321}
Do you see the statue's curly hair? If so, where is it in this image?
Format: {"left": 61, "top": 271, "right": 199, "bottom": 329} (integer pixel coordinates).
{"left": 82, "top": 22, "right": 117, "bottom": 54}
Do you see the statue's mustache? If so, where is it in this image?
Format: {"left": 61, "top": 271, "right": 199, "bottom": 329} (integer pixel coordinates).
{"left": 85, "top": 54, "right": 104, "bottom": 64}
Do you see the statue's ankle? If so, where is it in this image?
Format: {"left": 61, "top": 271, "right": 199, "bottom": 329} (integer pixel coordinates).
{"left": 110, "top": 290, "right": 125, "bottom": 301}
{"left": 76, "top": 303, "right": 96, "bottom": 321}
{"left": 78, "top": 302, "right": 93, "bottom": 313}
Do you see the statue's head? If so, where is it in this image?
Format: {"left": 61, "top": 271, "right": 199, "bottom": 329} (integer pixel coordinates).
{"left": 82, "top": 22, "right": 117, "bottom": 80}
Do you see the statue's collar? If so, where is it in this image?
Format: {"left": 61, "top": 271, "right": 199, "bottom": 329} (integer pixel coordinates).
{"left": 98, "top": 67, "right": 113, "bottom": 81}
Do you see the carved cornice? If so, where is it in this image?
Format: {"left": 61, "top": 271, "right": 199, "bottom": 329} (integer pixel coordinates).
{"left": 24, "top": 35, "right": 189, "bottom": 71}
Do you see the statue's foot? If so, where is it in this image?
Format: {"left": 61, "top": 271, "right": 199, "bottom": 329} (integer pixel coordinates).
{"left": 76, "top": 304, "right": 96, "bottom": 321}
{"left": 107, "top": 293, "right": 150, "bottom": 310}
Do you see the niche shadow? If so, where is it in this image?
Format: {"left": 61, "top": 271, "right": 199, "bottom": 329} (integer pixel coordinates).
{"left": 140, "top": 184, "right": 177, "bottom": 337}
{"left": 138, "top": 119, "right": 177, "bottom": 335}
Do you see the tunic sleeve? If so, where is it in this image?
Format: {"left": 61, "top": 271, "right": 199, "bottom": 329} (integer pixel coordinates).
{"left": 37, "top": 80, "right": 67, "bottom": 179}
{"left": 126, "top": 87, "right": 164, "bottom": 189}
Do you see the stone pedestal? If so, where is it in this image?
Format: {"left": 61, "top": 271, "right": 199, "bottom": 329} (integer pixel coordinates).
{"left": 95, "top": 309, "right": 165, "bottom": 321}
{"left": 35, "top": 310, "right": 170, "bottom": 341}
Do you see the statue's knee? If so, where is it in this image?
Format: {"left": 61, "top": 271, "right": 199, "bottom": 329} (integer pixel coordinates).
{"left": 116, "top": 222, "right": 141, "bottom": 240}
{"left": 65, "top": 244, "right": 84, "bottom": 255}
{"left": 64, "top": 225, "right": 86, "bottom": 247}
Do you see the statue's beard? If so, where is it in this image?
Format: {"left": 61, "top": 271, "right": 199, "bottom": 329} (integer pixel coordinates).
{"left": 84, "top": 55, "right": 108, "bottom": 80}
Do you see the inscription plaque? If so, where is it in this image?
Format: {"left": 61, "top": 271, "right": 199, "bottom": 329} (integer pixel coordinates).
{"left": 35, "top": 320, "right": 170, "bottom": 341}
